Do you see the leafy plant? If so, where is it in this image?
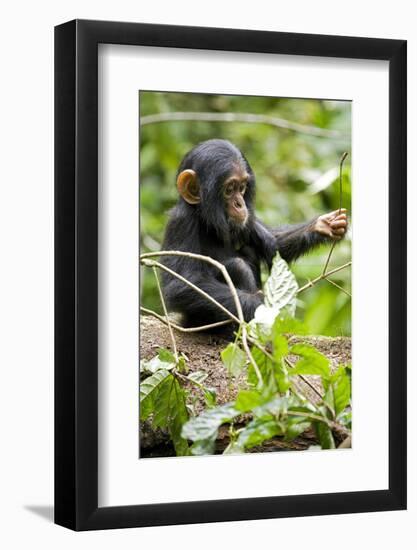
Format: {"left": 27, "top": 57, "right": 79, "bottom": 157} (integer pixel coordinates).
{"left": 140, "top": 352, "right": 190, "bottom": 455}
{"left": 182, "top": 314, "right": 351, "bottom": 454}
{"left": 251, "top": 253, "right": 299, "bottom": 331}
{"left": 139, "top": 251, "right": 352, "bottom": 457}
{"left": 140, "top": 348, "right": 223, "bottom": 456}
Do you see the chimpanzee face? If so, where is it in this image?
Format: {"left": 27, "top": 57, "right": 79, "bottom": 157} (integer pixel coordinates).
{"left": 175, "top": 139, "right": 255, "bottom": 240}
{"left": 177, "top": 139, "right": 255, "bottom": 225}
{"left": 222, "top": 164, "right": 250, "bottom": 226}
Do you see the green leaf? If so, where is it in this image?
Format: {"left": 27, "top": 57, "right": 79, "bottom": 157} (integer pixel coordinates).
{"left": 271, "top": 331, "right": 289, "bottom": 363}
{"left": 187, "top": 370, "right": 208, "bottom": 385}
{"left": 152, "top": 375, "right": 176, "bottom": 428}
{"left": 314, "top": 421, "right": 335, "bottom": 449}
{"left": 247, "top": 346, "right": 275, "bottom": 388}
{"left": 289, "top": 343, "right": 331, "bottom": 380}
{"left": 288, "top": 401, "right": 317, "bottom": 415}
{"left": 177, "top": 354, "right": 188, "bottom": 373}
{"left": 237, "top": 418, "right": 283, "bottom": 449}
{"left": 263, "top": 254, "right": 299, "bottom": 314}
{"left": 284, "top": 418, "right": 311, "bottom": 441}
{"left": 223, "top": 441, "right": 244, "bottom": 455}
{"left": 323, "top": 384, "right": 336, "bottom": 419}
{"left": 332, "top": 367, "right": 351, "bottom": 417}
{"left": 249, "top": 255, "right": 299, "bottom": 332}
{"left": 150, "top": 373, "right": 190, "bottom": 455}
{"left": 338, "top": 410, "right": 352, "bottom": 429}
{"left": 203, "top": 388, "right": 217, "bottom": 408}
{"left": 271, "top": 353, "right": 290, "bottom": 394}
{"left": 272, "top": 315, "right": 306, "bottom": 336}
{"left": 158, "top": 348, "right": 176, "bottom": 363}
{"left": 247, "top": 319, "right": 273, "bottom": 344}
{"left": 168, "top": 378, "right": 190, "bottom": 456}
{"left": 182, "top": 403, "right": 239, "bottom": 455}
{"left": 139, "top": 369, "right": 171, "bottom": 421}
{"left": 221, "top": 343, "right": 247, "bottom": 377}
{"left": 253, "top": 396, "right": 289, "bottom": 420}
{"left": 182, "top": 403, "right": 239, "bottom": 441}
{"left": 190, "top": 438, "right": 217, "bottom": 456}
{"left": 140, "top": 355, "right": 175, "bottom": 375}
{"left": 140, "top": 393, "right": 154, "bottom": 422}
{"left": 235, "top": 390, "right": 263, "bottom": 412}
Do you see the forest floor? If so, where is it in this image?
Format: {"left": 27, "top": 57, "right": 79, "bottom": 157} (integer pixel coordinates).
{"left": 140, "top": 315, "right": 351, "bottom": 456}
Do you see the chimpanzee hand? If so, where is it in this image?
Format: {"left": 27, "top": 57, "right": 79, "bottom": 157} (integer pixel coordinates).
{"left": 314, "top": 209, "right": 348, "bottom": 241}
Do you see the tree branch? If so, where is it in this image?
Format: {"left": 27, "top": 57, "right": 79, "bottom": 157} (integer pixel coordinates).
{"left": 325, "top": 277, "right": 351, "bottom": 297}
{"left": 152, "top": 266, "right": 178, "bottom": 361}
{"left": 141, "top": 257, "right": 240, "bottom": 324}
{"left": 297, "top": 261, "right": 352, "bottom": 294}
{"left": 140, "top": 111, "right": 348, "bottom": 140}
{"left": 140, "top": 306, "right": 232, "bottom": 333}
{"left": 140, "top": 250, "right": 263, "bottom": 386}
{"left": 322, "top": 151, "right": 348, "bottom": 276}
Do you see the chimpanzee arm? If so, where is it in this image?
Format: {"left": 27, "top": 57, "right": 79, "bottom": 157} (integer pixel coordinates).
{"left": 199, "top": 279, "right": 263, "bottom": 323}
{"left": 164, "top": 275, "right": 263, "bottom": 326}
{"left": 251, "top": 217, "right": 330, "bottom": 264}
{"left": 272, "top": 219, "right": 330, "bottom": 263}
{"left": 221, "top": 257, "right": 259, "bottom": 293}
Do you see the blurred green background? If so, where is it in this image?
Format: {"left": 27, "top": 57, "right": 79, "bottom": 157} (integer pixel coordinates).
{"left": 139, "top": 92, "right": 351, "bottom": 336}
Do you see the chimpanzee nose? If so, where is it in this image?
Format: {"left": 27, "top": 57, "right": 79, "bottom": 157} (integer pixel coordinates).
{"left": 234, "top": 197, "right": 243, "bottom": 209}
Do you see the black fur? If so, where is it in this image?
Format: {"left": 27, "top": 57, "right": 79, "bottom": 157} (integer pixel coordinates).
{"left": 161, "top": 139, "right": 330, "bottom": 330}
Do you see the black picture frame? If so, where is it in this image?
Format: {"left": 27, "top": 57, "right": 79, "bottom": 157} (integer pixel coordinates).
{"left": 55, "top": 19, "right": 407, "bottom": 531}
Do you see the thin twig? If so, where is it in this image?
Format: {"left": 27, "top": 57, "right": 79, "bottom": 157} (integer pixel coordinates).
{"left": 246, "top": 336, "right": 323, "bottom": 401}
{"left": 140, "top": 112, "right": 349, "bottom": 139}
{"left": 338, "top": 152, "right": 348, "bottom": 213}
{"left": 325, "top": 277, "right": 352, "bottom": 297}
{"left": 140, "top": 306, "right": 232, "bottom": 332}
{"left": 284, "top": 357, "right": 323, "bottom": 400}
{"left": 285, "top": 354, "right": 335, "bottom": 418}
{"left": 141, "top": 250, "right": 263, "bottom": 386}
{"left": 152, "top": 266, "right": 178, "bottom": 361}
{"left": 141, "top": 258, "right": 240, "bottom": 324}
{"left": 246, "top": 336, "right": 271, "bottom": 360}
{"left": 287, "top": 410, "right": 351, "bottom": 437}
{"left": 248, "top": 337, "right": 349, "bottom": 426}
{"left": 322, "top": 151, "right": 348, "bottom": 276}
{"left": 293, "top": 412, "right": 351, "bottom": 440}
{"left": 322, "top": 241, "right": 336, "bottom": 276}
{"left": 241, "top": 333, "right": 263, "bottom": 388}
{"left": 297, "top": 261, "right": 352, "bottom": 294}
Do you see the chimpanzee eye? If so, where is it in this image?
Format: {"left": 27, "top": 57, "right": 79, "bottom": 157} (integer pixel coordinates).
{"left": 224, "top": 183, "right": 235, "bottom": 197}
{"left": 239, "top": 183, "right": 246, "bottom": 195}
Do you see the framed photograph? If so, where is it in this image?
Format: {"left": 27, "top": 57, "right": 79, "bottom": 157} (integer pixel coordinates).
{"left": 55, "top": 19, "right": 407, "bottom": 531}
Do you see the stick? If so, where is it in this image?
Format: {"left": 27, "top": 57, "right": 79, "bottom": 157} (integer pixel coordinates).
{"left": 140, "top": 111, "right": 348, "bottom": 139}
{"left": 141, "top": 250, "right": 263, "bottom": 386}
{"left": 284, "top": 357, "right": 323, "bottom": 400}
{"left": 140, "top": 306, "right": 232, "bottom": 332}
{"left": 298, "top": 261, "right": 352, "bottom": 294}
{"left": 141, "top": 258, "right": 240, "bottom": 324}
{"left": 325, "top": 277, "right": 351, "bottom": 297}
{"left": 152, "top": 266, "right": 178, "bottom": 361}
{"left": 322, "top": 151, "right": 348, "bottom": 276}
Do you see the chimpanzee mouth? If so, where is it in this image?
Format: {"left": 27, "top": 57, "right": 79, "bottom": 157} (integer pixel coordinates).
{"left": 229, "top": 204, "right": 248, "bottom": 225}
{"left": 229, "top": 213, "right": 248, "bottom": 228}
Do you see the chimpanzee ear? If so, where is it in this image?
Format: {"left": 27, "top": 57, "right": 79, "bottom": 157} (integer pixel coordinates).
{"left": 177, "top": 169, "right": 201, "bottom": 205}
